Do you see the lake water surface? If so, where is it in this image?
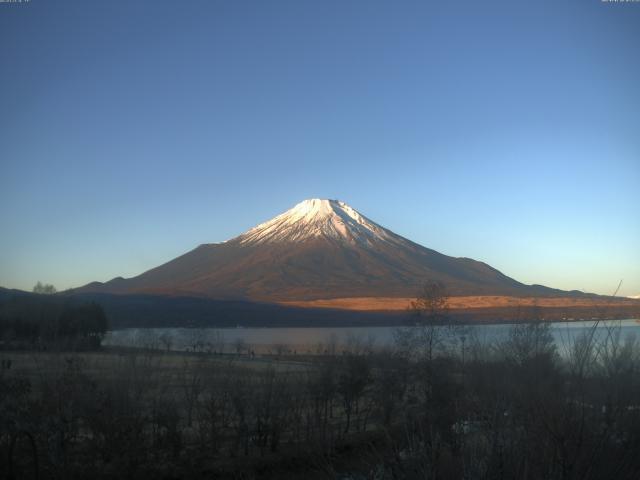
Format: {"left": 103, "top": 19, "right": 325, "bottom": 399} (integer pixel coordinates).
{"left": 104, "top": 319, "right": 640, "bottom": 354}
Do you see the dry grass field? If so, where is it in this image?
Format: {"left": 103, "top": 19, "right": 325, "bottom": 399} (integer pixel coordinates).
{"left": 4, "top": 324, "right": 640, "bottom": 480}
{"left": 281, "top": 295, "right": 640, "bottom": 312}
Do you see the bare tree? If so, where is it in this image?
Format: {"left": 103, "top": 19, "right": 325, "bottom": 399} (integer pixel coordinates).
{"left": 159, "top": 332, "right": 173, "bottom": 353}
{"left": 396, "top": 280, "right": 451, "bottom": 361}
{"left": 209, "top": 329, "right": 225, "bottom": 354}
{"left": 326, "top": 333, "right": 338, "bottom": 356}
{"left": 135, "top": 329, "right": 160, "bottom": 351}
{"left": 344, "top": 332, "right": 377, "bottom": 356}
{"left": 273, "top": 343, "right": 290, "bottom": 358}
{"left": 337, "top": 355, "right": 371, "bottom": 434}
{"left": 501, "top": 320, "right": 556, "bottom": 367}
{"left": 180, "top": 358, "right": 204, "bottom": 427}
{"left": 233, "top": 338, "right": 247, "bottom": 356}
{"left": 186, "top": 328, "right": 206, "bottom": 353}
{"left": 410, "top": 280, "right": 450, "bottom": 322}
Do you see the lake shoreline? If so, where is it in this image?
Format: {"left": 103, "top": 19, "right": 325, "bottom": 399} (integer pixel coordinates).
{"left": 104, "top": 319, "right": 640, "bottom": 355}
{"left": 107, "top": 312, "right": 640, "bottom": 330}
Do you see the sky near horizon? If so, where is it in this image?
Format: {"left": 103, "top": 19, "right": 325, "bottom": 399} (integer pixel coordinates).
{"left": 1, "top": 0, "right": 639, "bottom": 296}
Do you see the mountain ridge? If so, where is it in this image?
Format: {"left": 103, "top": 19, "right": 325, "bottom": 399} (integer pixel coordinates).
{"left": 77, "top": 199, "right": 588, "bottom": 301}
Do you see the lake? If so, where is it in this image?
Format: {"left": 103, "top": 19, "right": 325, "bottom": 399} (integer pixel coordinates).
{"left": 104, "top": 319, "right": 640, "bottom": 355}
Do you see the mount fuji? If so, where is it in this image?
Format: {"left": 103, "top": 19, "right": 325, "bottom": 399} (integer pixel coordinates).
{"left": 79, "top": 199, "right": 570, "bottom": 302}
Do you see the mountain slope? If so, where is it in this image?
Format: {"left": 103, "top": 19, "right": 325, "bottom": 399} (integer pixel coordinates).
{"left": 79, "top": 199, "right": 570, "bottom": 301}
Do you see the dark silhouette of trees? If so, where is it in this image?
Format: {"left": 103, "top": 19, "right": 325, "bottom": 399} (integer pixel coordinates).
{"left": 410, "top": 280, "right": 450, "bottom": 323}
{"left": 0, "top": 294, "right": 108, "bottom": 349}
{"left": 396, "top": 280, "right": 452, "bottom": 360}
{"left": 337, "top": 355, "right": 371, "bottom": 434}
{"left": 1, "top": 295, "right": 640, "bottom": 479}
{"left": 56, "top": 302, "right": 108, "bottom": 347}
{"left": 1, "top": 333, "right": 639, "bottom": 479}
{"left": 32, "top": 282, "right": 57, "bottom": 295}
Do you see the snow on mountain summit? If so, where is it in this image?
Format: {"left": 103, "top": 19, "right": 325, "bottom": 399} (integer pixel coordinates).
{"left": 235, "top": 199, "right": 398, "bottom": 246}
{"left": 78, "top": 197, "right": 572, "bottom": 300}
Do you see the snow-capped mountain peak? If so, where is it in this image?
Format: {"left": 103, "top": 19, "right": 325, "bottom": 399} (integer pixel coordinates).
{"left": 78, "top": 197, "right": 573, "bottom": 301}
{"left": 235, "top": 199, "right": 396, "bottom": 245}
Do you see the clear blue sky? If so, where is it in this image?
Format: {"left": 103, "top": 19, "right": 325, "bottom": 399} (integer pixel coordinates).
{"left": 1, "top": 0, "right": 639, "bottom": 296}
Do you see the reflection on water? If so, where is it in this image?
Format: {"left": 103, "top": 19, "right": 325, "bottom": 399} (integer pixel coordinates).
{"left": 104, "top": 319, "right": 640, "bottom": 354}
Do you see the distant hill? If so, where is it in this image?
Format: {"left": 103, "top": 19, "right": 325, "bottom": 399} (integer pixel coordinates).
{"left": 0, "top": 286, "right": 32, "bottom": 300}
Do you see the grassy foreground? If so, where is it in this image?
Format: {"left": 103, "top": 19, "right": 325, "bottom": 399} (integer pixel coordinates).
{"left": 2, "top": 321, "right": 640, "bottom": 479}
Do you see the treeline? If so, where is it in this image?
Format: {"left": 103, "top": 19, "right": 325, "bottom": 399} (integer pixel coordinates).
{"left": 0, "top": 294, "right": 108, "bottom": 350}
{"left": 2, "top": 320, "right": 640, "bottom": 479}
{"left": 47, "top": 292, "right": 640, "bottom": 330}
{"left": 69, "top": 292, "right": 405, "bottom": 329}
